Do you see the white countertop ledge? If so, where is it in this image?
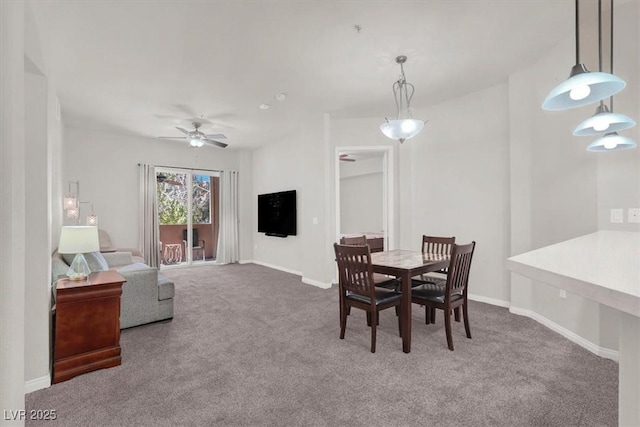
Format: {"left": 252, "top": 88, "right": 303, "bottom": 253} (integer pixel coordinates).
{"left": 506, "top": 230, "right": 640, "bottom": 317}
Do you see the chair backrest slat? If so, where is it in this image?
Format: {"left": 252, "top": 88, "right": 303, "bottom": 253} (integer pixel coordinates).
{"left": 445, "top": 242, "right": 476, "bottom": 297}
{"left": 422, "top": 235, "right": 455, "bottom": 274}
{"left": 340, "top": 235, "right": 368, "bottom": 246}
{"left": 334, "top": 243, "right": 375, "bottom": 299}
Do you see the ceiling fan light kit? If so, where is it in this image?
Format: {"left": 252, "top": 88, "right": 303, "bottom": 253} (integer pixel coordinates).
{"left": 380, "top": 55, "right": 425, "bottom": 143}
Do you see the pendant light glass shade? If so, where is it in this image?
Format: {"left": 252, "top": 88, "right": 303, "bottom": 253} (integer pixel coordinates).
{"left": 380, "top": 119, "right": 424, "bottom": 142}
{"left": 542, "top": 66, "right": 625, "bottom": 111}
{"left": 586, "top": 132, "right": 637, "bottom": 152}
{"left": 573, "top": 104, "right": 636, "bottom": 135}
{"left": 380, "top": 55, "right": 425, "bottom": 143}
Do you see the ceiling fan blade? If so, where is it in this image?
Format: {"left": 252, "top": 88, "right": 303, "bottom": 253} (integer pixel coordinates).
{"left": 175, "top": 127, "right": 191, "bottom": 136}
{"left": 204, "top": 133, "right": 226, "bottom": 140}
{"left": 203, "top": 139, "right": 228, "bottom": 148}
{"left": 340, "top": 158, "right": 356, "bottom": 162}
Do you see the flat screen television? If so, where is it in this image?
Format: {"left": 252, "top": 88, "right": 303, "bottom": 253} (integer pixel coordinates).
{"left": 258, "top": 190, "right": 297, "bottom": 237}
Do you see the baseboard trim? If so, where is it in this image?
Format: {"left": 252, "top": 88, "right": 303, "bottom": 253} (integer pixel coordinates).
{"left": 250, "top": 260, "right": 302, "bottom": 277}
{"left": 301, "top": 277, "right": 332, "bottom": 289}
{"left": 25, "top": 374, "right": 51, "bottom": 393}
{"left": 509, "top": 306, "right": 619, "bottom": 362}
{"left": 468, "top": 293, "right": 510, "bottom": 308}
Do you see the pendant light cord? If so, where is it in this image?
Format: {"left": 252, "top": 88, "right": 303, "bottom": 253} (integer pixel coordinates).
{"left": 575, "top": 0, "right": 580, "bottom": 63}
{"left": 609, "top": 0, "right": 614, "bottom": 112}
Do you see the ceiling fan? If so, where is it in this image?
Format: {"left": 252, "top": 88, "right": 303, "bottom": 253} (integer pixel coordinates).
{"left": 339, "top": 154, "right": 356, "bottom": 162}
{"left": 158, "top": 122, "right": 228, "bottom": 148}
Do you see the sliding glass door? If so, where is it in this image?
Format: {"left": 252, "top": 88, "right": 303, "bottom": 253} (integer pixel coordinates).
{"left": 156, "top": 167, "right": 220, "bottom": 268}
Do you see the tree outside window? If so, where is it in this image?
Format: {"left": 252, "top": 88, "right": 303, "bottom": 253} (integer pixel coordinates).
{"left": 157, "top": 173, "right": 211, "bottom": 225}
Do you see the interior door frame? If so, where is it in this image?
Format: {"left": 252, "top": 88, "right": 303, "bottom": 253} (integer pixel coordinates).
{"left": 334, "top": 145, "right": 395, "bottom": 250}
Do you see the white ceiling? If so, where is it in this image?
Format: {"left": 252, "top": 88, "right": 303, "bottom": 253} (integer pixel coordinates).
{"left": 29, "top": 0, "right": 573, "bottom": 150}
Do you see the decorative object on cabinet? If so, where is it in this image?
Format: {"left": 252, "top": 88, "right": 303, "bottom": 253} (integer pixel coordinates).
{"left": 57, "top": 226, "right": 100, "bottom": 281}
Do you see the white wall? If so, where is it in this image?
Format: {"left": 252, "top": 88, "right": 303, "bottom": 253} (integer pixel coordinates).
{"left": 595, "top": 2, "right": 640, "bottom": 232}
{"left": 63, "top": 128, "right": 247, "bottom": 253}
{"left": 1, "top": 0, "right": 27, "bottom": 419}
{"left": 410, "top": 84, "right": 511, "bottom": 304}
{"left": 251, "top": 113, "right": 332, "bottom": 285}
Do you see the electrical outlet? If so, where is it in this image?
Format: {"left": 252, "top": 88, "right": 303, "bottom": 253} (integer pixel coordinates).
{"left": 559, "top": 289, "right": 567, "bottom": 299}
{"left": 628, "top": 208, "right": 640, "bottom": 223}
{"left": 610, "top": 209, "right": 624, "bottom": 223}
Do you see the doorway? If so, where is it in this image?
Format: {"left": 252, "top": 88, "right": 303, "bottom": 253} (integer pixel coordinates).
{"left": 156, "top": 167, "right": 220, "bottom": 268}
{"left": 334, "top": 146, "right": 395, "bottom": 250}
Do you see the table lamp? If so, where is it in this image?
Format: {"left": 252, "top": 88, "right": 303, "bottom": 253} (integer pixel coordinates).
{"left": 58, "top": 226, "right": 99, "bottom": 281}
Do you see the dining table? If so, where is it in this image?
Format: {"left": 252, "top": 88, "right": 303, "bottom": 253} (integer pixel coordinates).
{"left": 370, "top": 249, "right": 450, "bottom": 353}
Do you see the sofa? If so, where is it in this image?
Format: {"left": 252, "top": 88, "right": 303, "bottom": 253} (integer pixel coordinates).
{"left": 52, "top": 250, "right": 174, "bottom": 329}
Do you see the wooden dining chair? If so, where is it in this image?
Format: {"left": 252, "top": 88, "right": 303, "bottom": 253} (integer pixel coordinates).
{"left": 411, "top": 241, "right": 476, "bottom": 351}
{"left": 334, "top": 243, "right": 402, "bottom": 353}
{"left": 411, "top": 235, "right": 456, "bottom": 322}
{"left": 339, "top": 235, "right": 399, "bottom": 290}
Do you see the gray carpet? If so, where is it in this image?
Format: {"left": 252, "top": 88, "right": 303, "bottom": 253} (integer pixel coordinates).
{"left": 27, "top": 263, "right": 618, "bottom": 426}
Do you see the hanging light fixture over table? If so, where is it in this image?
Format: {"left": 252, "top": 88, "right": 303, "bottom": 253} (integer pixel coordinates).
{"left": 380, "top": 55, "right": 425, "bottom": 143}
{"left": 542, "top": 0, "right": 625, "bottom": 111}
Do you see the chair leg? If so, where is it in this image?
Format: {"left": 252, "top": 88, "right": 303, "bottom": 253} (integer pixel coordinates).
{"left": 346, "top": 306, "right": 351, "bottom": 315}
{"left": 463, "top": 302, "right": 472, "bottom": 339}
{"left": 397, "top": 305, "right": 402, "bottom": 337}
{"left": 444, "top": 308, "right": 454, "bottom": 351}
{"left": 430, "top": 308, "right": 436, "bottom": 324}
{"left": 425, "top": 306, "right": 431, "bottom": 324}
{"left": 370, "top": 310, "right": 377, "bottom": 353}
{"left": 366, "top": 312, "right": 371, "bottom": 326}
{"left": 454, "top": 307, "right": 461, "bottom": 322}
{"left": 340, "top": 302, "right": 347, "bottom": 339}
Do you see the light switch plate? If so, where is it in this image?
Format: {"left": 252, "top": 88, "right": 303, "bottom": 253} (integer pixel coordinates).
{"left": 628, "top": 208, "right": 640, "bottom": 223}
{"left": 611, "top": 209, "right": 624, "bottom": 223}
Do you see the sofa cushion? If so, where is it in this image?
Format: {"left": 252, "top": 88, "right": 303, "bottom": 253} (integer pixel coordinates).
{"left": 157, "top": 273, "right": 175, "bottom": 301}
{"left": 62, "top": 251, "right": 109, "bottom": 272}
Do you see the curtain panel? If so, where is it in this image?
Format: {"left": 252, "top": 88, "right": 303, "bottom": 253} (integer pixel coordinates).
{"left": 138, "top": 164, "right": 160, "bottom": 268}
{"left": 217, "top": 170, "right": 239, "bottom": 264}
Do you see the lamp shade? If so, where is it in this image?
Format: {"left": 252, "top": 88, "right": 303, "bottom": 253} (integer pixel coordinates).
{"left": 380, "top": 119, "right": 424, "bottom": 143}
{"left": 574, "top": 108, "right": 636, "bottom": 136}
{"left": 542, "top": 66, "right": 626, "bottom": 111}
{"left": 586, "top": 132, "right": 637, "bottom": 152}
{"left": 58, "top": 226, "right": 100, "bottom": 254}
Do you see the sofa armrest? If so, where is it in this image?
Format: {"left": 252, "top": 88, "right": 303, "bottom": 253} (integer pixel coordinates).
{"left": 116, "top": 265, "right": 162, "bottom": 329}
{"left": 103, "top": 251, "right": 133, "bottom": 267}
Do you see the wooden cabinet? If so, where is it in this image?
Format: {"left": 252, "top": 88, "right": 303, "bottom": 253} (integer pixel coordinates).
{"left": 53, "top": 270, "right": 126, "bottom": 384}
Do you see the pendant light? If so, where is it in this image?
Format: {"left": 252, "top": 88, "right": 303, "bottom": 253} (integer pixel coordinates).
{"left": 585, "top": 0, "right": 636, "bottom": 152}
{"left": 542, "top": 0, "right": 625, "bottom": 111}
{"left": 380, "top": 55, "right": 425, "bottom": 144}
{"left": 574, "top": 0, "right": 636, "bottom": 136}
{"left": 586, "top": 132, "right": 636, "bottom": 151}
